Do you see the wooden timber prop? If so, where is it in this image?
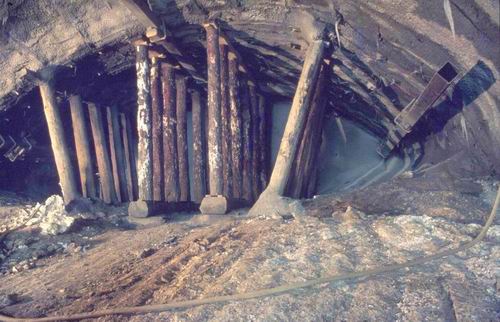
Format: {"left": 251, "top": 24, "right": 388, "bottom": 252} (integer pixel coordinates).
{"left": 88, "top": 102, "right": 117, "bottom": 204}
{"left": 69, "top": 95, "right": 97, "bottom": 199}
{"left": 286, "top": 61, "right": 329, "bottom": 199}
{"left": 38, "top": 75, "right": 80, "bottom": 205}
{"left": 263, "top": 39, "right": 326, "bottom": 196}
{"left": 176, "top": 74, "right": 190, "bottom": 202}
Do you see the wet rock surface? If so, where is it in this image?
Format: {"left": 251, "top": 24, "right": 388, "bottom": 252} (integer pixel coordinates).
{"left": 0, "top": 176, "right": 498, "bottom": 321}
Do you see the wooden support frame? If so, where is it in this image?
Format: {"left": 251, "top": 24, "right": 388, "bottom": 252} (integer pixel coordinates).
{"left": 248, "top": 82, "right": 261, "bottom": 199}
{"left": 39, "top": 80, "right": 79, "bottom": 204}
{"left": 204, "top": 22, "right": 223, "bottom": 196}
{"left": 266, "top": 40, "right": 326, "bottom": 196}
{"left": 69, "top": 94, "right": 96, "bottom": 199}
{"left": 240, "top": 78, "right": 253, "bottom": 202}
{"left": 120, "top": 113, "right": 137, "bottom": 201}
{"left": 191, "top": 89, "right": 207, "bottom": 203}
{"left": 135, "top": 44, "right": 154, "bottom": 201}
{"left": 287, "top": 62, "right": 329, "bottom": 198}
{"left": 107, "top": 105, "right": 128, "bottom": 202}
{"left": 228, "top": 54, "right": 243, "bottom": 199}
{"left": 257, "top": 94, "right": 268, "bottom": 191}
{"left": 161, "top": 62, "right": 180, "bottom": 202}
{"left": 176, "top": 74, "right": 190, "bottom": 202}
{"left": 219, "top": 43, "right": 233, "bottom": 198}
{"left": 88, "top": 103, "right": 117, "bottom": 204}
{"left": 150, "top": 56, "right": 164, "bottom": 201}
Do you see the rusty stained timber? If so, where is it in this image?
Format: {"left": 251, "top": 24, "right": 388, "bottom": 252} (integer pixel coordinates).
{"left": 69, "top": 95, "right": 97, "bottom": 199}
{"left": 257, "top": 94, "right": 268, "bottom": 191}
{"left": 287, "top": 63, "right": 328, "bottom": 198}
{"left": 88, "top": 103, "right": 117, "bottom": 204}
{"left": 176, "top": 74, "right": 190, "bottom": 202}
{"left": 150, "top": 57, "right": 164, "bottom": 201}
{"left": 191, "top": 90, "right": 207, "bottom": 203}
{"left": 39, "top": 80, "right": 79, "bottom": 204}
{"left": 240, "top": 78, "right": 253, "bottom": 202}
{"left": 161, "top": 62, "right": 180, "bottom": 202}
{"left": 248, "top": 82, "right": 261, "bottom": 199}
{"left": 120, "top": 113, "right": 137, "bottom": 201}
{"left": 107, "top": 105, "right": 128, "bottom": 202}
{"left": 219, "top": 43, "right": 233, "bottom": 198}
{"left": 135, "top": 44, "right": 153, "bottom": 201}
{"left": 266, "top": 40, "right": 326, "bottom": 196}
{"left": 204, "top": 23, "right": 223, "bottom": 196}
{"left": 228, "top": 54, "right": 243, "bottom": 199}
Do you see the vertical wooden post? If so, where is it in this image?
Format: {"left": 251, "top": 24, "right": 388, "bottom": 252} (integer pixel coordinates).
{"left": 135, "top": 44, "right": 153, "bottom": 201}
{"left": 176, "top": 74, "right": 190, "bottom": 202}
{"left": 88, "top": 103, "right": 117, "bottom": 204}
{"left": 161, "top": 62, "right": 180, "bottom": 202}
{"left": 107, "top": 105, "right": 128, "bottom": 202}
{"left": 150, "top": 57, "right": 164, "bottom": 201}
{"left": 266, "top": 40, "right": 326, "bottom": 196}
{"left": 204, "top": 22, "right": 223, "bottom": 196}
{"left": 228, "top": 54, "right": 243, "bottom": 199}
{"left": 69, "top": 94, "right": 96, "bottom": 199}
{"left": 248, "top": 82, "right": 260, "bottom": 199}
{"left": 240, "top": 79, "right": 253, "bottom": 202}
{"left": 121, "top": 113, "right": 136, "bottom": 201}
{"left": 287, "top": 63, "right": 328, "bottom": 198}
{"left": 39, "top": 80, "right": 79, "bottom": 204}
{"left": 191, "top": 90, "right": 207, "bottom": 203}
{"left": 257, "top": 94, "right": 268, "bottom": 192}
{"left": 219, "top": 43, "right": 233, "bottom": 198}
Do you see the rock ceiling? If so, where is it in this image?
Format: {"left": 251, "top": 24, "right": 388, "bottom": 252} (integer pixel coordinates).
{"left": 0, "top": 0, "right": 498, "bottom": 144}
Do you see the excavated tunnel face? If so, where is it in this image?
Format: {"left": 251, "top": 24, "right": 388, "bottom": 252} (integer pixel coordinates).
{"left": 0, "top": 0, "right": 498, "bottom": 203}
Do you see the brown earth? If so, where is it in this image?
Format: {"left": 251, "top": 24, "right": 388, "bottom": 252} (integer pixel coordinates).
{"left": 0, "top": 175, "right": 498, "bottom": 321}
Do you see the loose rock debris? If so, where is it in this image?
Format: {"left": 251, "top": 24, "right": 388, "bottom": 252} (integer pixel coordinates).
{"left": 0, "top": 177, "right": 498, "bottom": 321}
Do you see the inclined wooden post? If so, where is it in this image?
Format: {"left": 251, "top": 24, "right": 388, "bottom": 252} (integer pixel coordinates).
{"left": 107, "top": 105, "right": 128, "bottom": 202}
{"left": 120, "top": 113, "right": 136, "bottom": 201}
{"left": 150, "top": 56, "right": 164, "bottom": 201}
{"left": 240, "top": 79, "right": 253, "bottom": 202}
{"left": 176, "top": 74, "right": 190, "bottom": 202}
{"left": 88, "top": 103, "right": 117, "bottom": 204}
{"left": 69, "top": 94, "right": 96, "bottom": 199}
{"left": 257, "top": 94, "right": 268, "bottom": 192}
{"left": 191, "top": 89, "right": 207, "bottom": 203}
{"left": 161, "top": 62, "right": 180, "bottom": 202}
{"left": 135, "top": 43, "right": 153, "bottom": 201}
{"left": 287, "top": 63, "right": 328, "bottom": 198}
{"left": 265, "top": 40, "right": 326, "bottom": 195}
{"left": 39, "top": 79, "right": 79, "bottom": 204}
{"left": 228, "top": 53, "right": 243, "bottom": 199}
{"left": 248, "top": 82, "right": 261, "bottom": 199}
{"left": 219, "top": 43, "right": 233, "bottom": 198}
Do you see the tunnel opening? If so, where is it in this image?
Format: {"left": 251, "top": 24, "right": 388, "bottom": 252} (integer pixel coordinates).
{"left": 0, "top": 1, "right": 499, "bottom": 320}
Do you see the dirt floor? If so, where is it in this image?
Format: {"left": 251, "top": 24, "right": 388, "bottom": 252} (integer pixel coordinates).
{"left": 0, "top": 174, "right": 499, "bottom": 321}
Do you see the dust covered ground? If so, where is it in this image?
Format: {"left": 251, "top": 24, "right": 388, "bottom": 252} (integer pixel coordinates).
{"left": 0, "top": 175, "right": 499, "bottom": 321}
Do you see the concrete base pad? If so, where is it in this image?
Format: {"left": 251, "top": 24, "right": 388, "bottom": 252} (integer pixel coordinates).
{"left": 199, "top": 195, "right": 230, "bottom": 215}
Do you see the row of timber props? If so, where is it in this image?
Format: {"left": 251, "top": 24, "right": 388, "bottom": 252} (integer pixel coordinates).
{"left": 32, "top": 69, "right": 138, "bottom": 205}
{"left": 199, "top": 23, "right": 269, "bottom": 215}
{"left": 130, "top": 42, "right": 200, "bottom": 218}
{"left": 130, "top": 21, "right": 270, "bottom": 217}
{"left": 378, "top": 62, "right": 459, "bottom": 157}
